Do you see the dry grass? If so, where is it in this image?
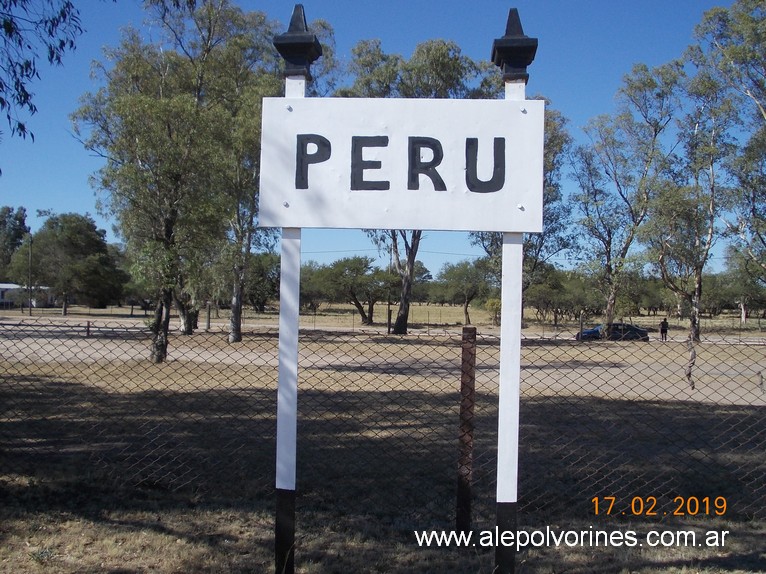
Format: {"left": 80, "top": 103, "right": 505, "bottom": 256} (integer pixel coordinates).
{"left": 0, "top": 312, "right": 764, "bottom": 573}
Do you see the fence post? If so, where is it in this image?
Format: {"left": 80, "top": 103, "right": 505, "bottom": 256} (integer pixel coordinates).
{"left": 457, "top": 326, "right": 477, "bottom": 533}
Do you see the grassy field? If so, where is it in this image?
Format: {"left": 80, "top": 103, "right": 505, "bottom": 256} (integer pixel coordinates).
{"left": 0, "top": 309, "right": 764, "bottom": 573}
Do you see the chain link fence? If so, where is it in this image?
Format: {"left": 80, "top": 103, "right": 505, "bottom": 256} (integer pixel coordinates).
{"left": 1, "top": 314, "right": 765, "bottom": 571}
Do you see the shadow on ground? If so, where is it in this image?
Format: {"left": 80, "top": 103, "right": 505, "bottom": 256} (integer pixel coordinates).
{"left": 1, "top": 335, "right": 765, "bottom": 572}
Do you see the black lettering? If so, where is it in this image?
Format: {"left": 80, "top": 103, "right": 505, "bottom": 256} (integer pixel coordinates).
{"left": 466, "top": 137, "right": 505, "bottom": 193}
{"left": 351, "top": 136, "right": 390, "bottom": 191}
{"left": 296, "top": 134, "right": 331, "bottom": 189}
{"left": 408, "top": 137, "right": 446, "bottom": 191}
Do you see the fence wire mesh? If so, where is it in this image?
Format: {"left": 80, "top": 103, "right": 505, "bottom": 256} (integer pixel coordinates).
{"left": 1, "top": 315, "right": 765, "bottom": 571}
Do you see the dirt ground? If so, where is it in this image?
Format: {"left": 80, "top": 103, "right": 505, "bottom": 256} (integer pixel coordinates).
{"left": 1, "top": 314, "right": 764, "bottom": 573}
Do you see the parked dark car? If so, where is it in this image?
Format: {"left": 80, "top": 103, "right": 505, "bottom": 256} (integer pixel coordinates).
{"left": 575, "top": 323, "right": 650, "bottom": 342}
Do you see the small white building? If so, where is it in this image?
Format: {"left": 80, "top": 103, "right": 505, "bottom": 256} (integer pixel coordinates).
{"left": 0, "top": 283, "right": 54, "bottom": 308}
{"left": 0, "top": 283, "right": 23, "bottom": 307}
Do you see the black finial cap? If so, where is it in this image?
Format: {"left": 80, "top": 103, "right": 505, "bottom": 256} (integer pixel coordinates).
{"left": 491, "top": 8, "right": 538, "bottom": 84}
{"left": 273, "top": 4, "right": 322, "bottom": 79}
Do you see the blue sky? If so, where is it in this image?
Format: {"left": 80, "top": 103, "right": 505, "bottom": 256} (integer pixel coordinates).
{"left": 0, "top": 0, "right": 732, "bottom": 275}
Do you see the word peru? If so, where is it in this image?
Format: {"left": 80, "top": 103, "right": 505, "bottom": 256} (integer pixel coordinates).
{"left": 296, "top": 134, "right": 506, "bottom": 193}
{"left": 259, "top": 97, "right": 544, "bottom": 232}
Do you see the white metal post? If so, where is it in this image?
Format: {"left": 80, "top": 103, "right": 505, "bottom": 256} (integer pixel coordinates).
{"left": 497, "top": 231, "right": 524, "bottom": 503}
{"left": 495, "top": 76, "right": 528, "bottom": 574}
{"left": 271, "top": 7, "right": 322, "bottom": 572}
{"left": 275, "top": 225, "right": 301, "bottom": 491}
{"left": 274, "top": 75, "right": 305, "bottom": 574}
{"left": 275, "top": 75, "right": 306, "bottom": 493}
{"left": 496, "top": 79, "right": 526, "bottom": 503}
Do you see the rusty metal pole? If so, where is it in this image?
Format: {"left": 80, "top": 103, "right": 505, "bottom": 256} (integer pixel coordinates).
{"left": 457, "top": 326, "right": 477, "bottom": 533}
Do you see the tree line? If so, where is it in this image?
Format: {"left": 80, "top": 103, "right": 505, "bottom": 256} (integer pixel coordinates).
{"left": 3, "top": 0, "right": 766, "bottom": 359}
{"left": 2, "top": 207, "right": 764, "bottom": 332}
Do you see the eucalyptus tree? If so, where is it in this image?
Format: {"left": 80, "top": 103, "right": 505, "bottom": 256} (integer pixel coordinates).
{"left": 151, "top": 2, "right": 284, "bottom": 343}
{"left": 722, "top": 248, "right": 766, "bottom": 322}
{"left": 571, "top": 62, "right": 682, "bottom": 328}
{"left": 692, "top": 1, "right": 766, "bottom": 281}
{"left": 640, "top": 68, "right": 736, "bottom": 341}
{"left": 74, "top": 31, "right": 222, "bottom": 360}
{"left": 728, "top": 128, "right": 766, "bottom": 281}
{"left": 340, "top": 38, "right": 502, "bottom": 334}
{"left": 73, "top": 1, "right": 281, "bottom": 361}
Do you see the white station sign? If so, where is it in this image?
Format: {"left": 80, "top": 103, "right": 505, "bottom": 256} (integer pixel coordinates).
{"left": 259, "top": 97, "right": 544, "bottom": 232}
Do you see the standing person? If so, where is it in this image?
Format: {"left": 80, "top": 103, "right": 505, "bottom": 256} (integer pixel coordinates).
{"left": 660, "top": 318, "right": 669, "bottom": 342}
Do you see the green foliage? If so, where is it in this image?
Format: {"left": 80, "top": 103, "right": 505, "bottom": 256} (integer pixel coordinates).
{"left": 437, "top": 258, "right": 491, "bottom": 325}
{"left": 245, "top": 252, "right": 279, "bottom": 312}
{"left": 693, "top": 0, "right": 766, "bottom": 126}
{"left": 296, "top": 256, "right": 397, "bottom": 324}
{"left": 727, "top": 125, "right": 766, "bottom": 282}
{"left": 300, "top": 261, "right": 325, "bottom": 313}
{"left": 0, "top": 0, "right": 82, "bottom": 145}
{"left": 524, "top": 264, "right": 569, "bottom": 323}
{"left": 692, "top": 0, "right": 766, "bottom": 295}
{"left": 72, "top": 0, "right": 299, "bottom": 348}
{"left": 7, "top": 212, "right": 127, "bottom": 308}
{"left": 572, "top": 61, "right": 689, "bottom": 325}
{"left": 338, "top": 38, "right": 500, "bottom": 101}
{"left": 0, "top": 206, "right": 28, "bottom": 279}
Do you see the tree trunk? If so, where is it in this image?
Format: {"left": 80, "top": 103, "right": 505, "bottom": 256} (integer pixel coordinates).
{"left": 463, "top": 299, "right": 471, "bottom": 326}
{"left": 367, "top": 300, "right": 376, "bottom": 325}
{"left": 393, "top": 272, "right": 413, "bottom": 334}
{"left": 604, "top": 288, "right": 617, "bottom": 325}
{"left": 603, "top": 288, "right": 617, "bottom": 339}
{"left": 175, "top": 295, "right": 195, "bottom": 336}
{"left": 62, "top": 294, "right": 68, "bottom": 316}
{"left": 690, "top": 273, "right": 702, "bottom": 342}
{"left": 229, "top": 277, "right": 243, "bottom": 343}
{"left": 150, "top": 289, "right": 173, "bottom": 363}
{"left": 350, "top": 293, "right": 370, "bottom": 325}
{"left": 391, "top": 230, "right": 421, "bottom": 335}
